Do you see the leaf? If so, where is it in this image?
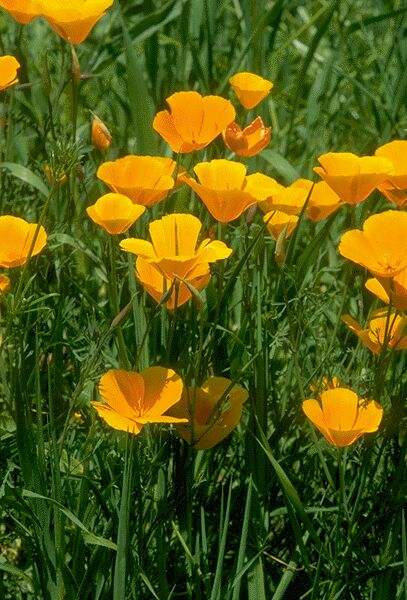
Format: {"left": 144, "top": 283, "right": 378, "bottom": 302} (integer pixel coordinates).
{"left": 0, "top": 162, "right": 49, "bottom": 197}
{"left": 260, "top": 150, "right": 300, "bottom": 183}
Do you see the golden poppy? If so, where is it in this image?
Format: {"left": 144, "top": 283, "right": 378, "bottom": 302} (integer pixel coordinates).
{"left": 120, "top": 213, "right": 232, "bottom": 280}
{"left": 0, "top": 55, "right": 20, "bottom": 92}
{"left": 153, "top": 91, "right": 235, "bottom": 153}
{"left": 92, "top": 367, "right": 187, "bottom": 435}
{"left": 263, "top": 210, "right": 298, "bottom": 240}
{"left": 229, "top": 71, "right": 273, "bottom": 109}
{"left": 0, "top": 216, "right": 47, "bottom": 268}
{"left": 314, "top": 152, "right": 393, "bottom": 205}
{"left": 170, "top": 377, "right": 248, "bottom": 449}
{"left": 375, "top": 140, "right": 407, "bottom": 208}
{"left": 302, "top": 387, "right": 383, "bottom": 447}
{"left": 339, "top": 210, "right": 407, "bottom": 278}
{"left": 0, "top": 0, "right": 39, "bottom": 24}
{"left": 180, "top": 159, "right": 258, "bottom": 223}
{"left": 223, "top": 117, "right": 271, "bottom": 157}
{"left": 86, "top": 193, "right": 145, "bottom": 235}
{"left": 92, "top": 115, "right": 112, "bottom": 152}
{"left": 97, "top": 155, "right": 176, "bottom": 207}
{"left": 342, "top": 309, "right": 407, "bottom": 354}
{"left": 365, "top": 269, "right": 407, "bottom": 312}
{"left": 244, "top": 174, "right": 285, "bottom": 213}
{"left": 0, "top": 274, "right": 10, "bottom": 295}
{"left": 291, "top": 179, "right": 342, "bottom": 221}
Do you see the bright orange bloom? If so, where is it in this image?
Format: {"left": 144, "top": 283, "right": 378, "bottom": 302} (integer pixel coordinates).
{"left": 92, "top": 367, "right": 187, "bottom": 435}
{"left": 0, "top": 55, "right": 20, "bottom": 92}
{"left": 223, "top": 117, "right": 271, "bottom": 157}
{"left": 97, "top": 155, "right": 176, "bottom": 207}
{"left": 339, "top": 211, "right": 407, "bottom": 278}
{"left": 86, "top": 193, "right": 145, "bottom": 235}
{"left": 92, "top": 115, "right": 112, "bottom": 152}
{"left": 365, "top": 269, "right": 407, "bottom": 312}
{"left": 263, "top": 210, "right": 298, "bottom": 240}
{"left": 170, "top": 377, "right": 248, "bottom": 449}
{"left": 342, "top": 309, "right": 407, "bottom": 354}
{"left": 180, "top": 160, "right": 259, "bottom": 223}
{"left": 302, "top": 387, "right": 383, "bottom": 447}
{"left": 375, "top": 140, "right": 407, "bottom": 207}
{"left": 314, "top": 152, "right": 393, "bottom": 205}
{"left": 229, "top": 72, "right": 273, "bottom": 109}
{"left": 291, "top": 179, "right": 342, "bottom": 221}
{"left": 244, "top": 174, "right": 284, "bottom": 213}
{"left": 0, "top": 0, "right": 39, "bottom": 24}
{"left": 120, "top": 213, "right": 232, "bottom": 281}
{"left": 153, "top": 91, "right": 235, "bottom": 153}
{"left": 0, "top": 274, "right": 10, "bottom": 295}
{"left": 0, "top": 216, "right": 47, "bottom": 268}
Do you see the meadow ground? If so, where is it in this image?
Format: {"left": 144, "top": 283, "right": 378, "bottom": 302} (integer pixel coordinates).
{"left": 0, "top": 1, "right": 406, "bottom": 599}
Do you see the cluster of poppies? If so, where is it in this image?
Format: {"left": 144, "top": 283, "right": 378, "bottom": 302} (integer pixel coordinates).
{"left": 1, "top": 0, "right": 406, "bottom": 451}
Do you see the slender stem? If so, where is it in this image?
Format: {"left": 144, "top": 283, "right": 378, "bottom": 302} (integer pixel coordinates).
{"left": 108, "top": 237, "right": 130, "bottom": 369}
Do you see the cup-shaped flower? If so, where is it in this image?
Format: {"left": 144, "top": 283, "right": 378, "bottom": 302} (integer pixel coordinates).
{"left": 245, "top": 174, "right": 285, "bottom": 213}
{"left": 290, "top": 179, "right": 342, "bottom": 221}
{"left": 120, "top": 214, "right": 232, "bottom": 281}
{"left": 0, "top": 55, "right": 20, "bottom": 92}
{"left": 375, "top": 140, "right": 407, "bottom": 208}
{"left": 223, "top": 117, "right": 271, "bottom": 157}
{"left": 365, "top": 269, "right": 407, "bottom": 312}
{"left": 0, "top": 274, "right": 10, "bottom": 295}
{"left": 86, "top": 193, "right": 145, "bottom": 235}
{"left": 0, "top": 0, "right": 39, "bottom": 24}
{"left": 92, "top": 367, "right": 188, "bottom": 435}
{"left": 314, "top": 152, "right": 393, "bottom": 205}
{"left": 97, "top": 155, "right": 176, "bottom": 207}
{"left": 302, "top": 387, "right": 383, "bottom": 447}
{"left": 339, "top": 211, "right": 407, "bottom": 278}
{"left": 169, "top": 377, "right": 248, "bottom": 449}
{"left": 342, "top": 309, "right": 407, "bottom": 354}
{"left": 229, "top": 72, "right": 273, "bottom": 109}
{"left": 92, "top": 115, "right": 112, "bottom": 152}
{"left": 153, "top": 91, "right": 235, "bottom": 153}
{"left": 263, "top": 210, "right": 298, "bottom": 240}
{"left": 0, "top": 216, "right": 47, "bottom": 268}
{"left": 136, "top": 258, "right": 210, "bottom": 310}
{"left": 181, "top": 160, "right": 259, "bottom": 223}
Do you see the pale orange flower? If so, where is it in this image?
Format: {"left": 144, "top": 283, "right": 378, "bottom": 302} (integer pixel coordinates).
{"left": 291, "top": 179, "right": 342, "bottom": 221}
{"left": 375, "top": 140, "right": 407, "bottom": 207}
{"left": 0, "top": 216, "right": 47, "bottom": 268}
{"left": 153, "top": 91, "right": 235, "bottom": 153}
{"left": 92, "top": 367, "right": 187, "bottom": 435}
{"left": 180, "top": 159, "right": 259, "bottom": 223}
{"left": 314, "top": 152, "right": 393, "bottom": 205}
{"left": 302, "top": 387, "right": 383, "bottom": 447}
{"left": 342, "top": 309, "right": 407, "bottom": 354}
{"left": 223, "top": 117, "right": 271, "bottom": 157}
{"left": 97, "top": 155, "right": 176, "bottom": 207}
{"left": 245, "top": 174, "right": 285, "bottom": 213}
{"left": 0, "top": 274, "right": 10, "bottom": 295}
{"left": 0, "top": 55, "right": 20, "bottom": 92}
{"left": 263, "top": 210, "right": 298, "bottom": 240}
{"left": 365, "top": 269, "right": 407, "bottom": 312}
{"left": 86, "top": 193, "right": 145, "bottom": 235}
{"left": 170, "top": 377, "right": 248, "bottom": 449}
{"left": 339, "top": 211, "right": 407, "bottom": 278}
{"left": 92, "top": 115, "right": 112, "bottom": 152}
{"left": 229, "top": 72, "right": 273, "bottom": 109}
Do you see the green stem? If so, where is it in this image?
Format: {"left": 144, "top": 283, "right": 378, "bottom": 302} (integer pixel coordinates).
{"left": 108, "top": 237, "right": 130, "bottom": 369}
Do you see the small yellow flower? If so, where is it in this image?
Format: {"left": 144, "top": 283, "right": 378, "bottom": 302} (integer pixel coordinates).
{"left": 86, "top": 193, "right": 145, "bottom": 235}
{"left": 342, "top": 309, "right": 407, "bottom": 354}
{"left": 0, "top": 55, "right": 20, "bottom": 92}
{"left": 365, "top": 269, "right": 407, "bottom": 312}
{"left": 0, "top": 216, "right": 47, "bottom": 268}
{"left": 229, "top": 72, "right": 273, "bottom": 109}
{"left": 263, "top": 210, "right": 298, "bottom": 240}
{"left": 375, "top": 140, "right": 407, "bottom": 208}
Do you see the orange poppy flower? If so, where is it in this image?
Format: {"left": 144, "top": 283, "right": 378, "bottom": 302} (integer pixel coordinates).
{"left": 339, "top": 210, "right": 407, "bottom": 278}
{"left": 120, "top": 213, "right": 232, "bottom": 281}
{"left": 229, "top": 72, "right": 273, "bottom": 109}
{"left": 86, "top": 193, "right": 145, "bottom": 235}
{"left": 180, "top": 160, "right": 259, "bottom": 223}
{"left": 244, "top": 174, "right": 284, "bottom": 213}
{"left": 314, "top": 152, "right": 393, "bottom": 205}
{"left": 0, "top": 0, "right": 39, "bottom": 24}
{"left": 97, "top": 155, "right": 176, "bottom": 207}
{"left": 153, "top": 91, "right": 235, "bottom": 153}
{"left": 0, "top": 274, "right": 10, "bottom": 295}
{"left": 92, "top": 367, "right": 187, "bottom": 435}
{"left": 290, "top": 179, "right": 342, "bottom": 221}
{"left": 135, "top": 258, "right": 210, "bottom": 310}
{"left": 0, "top": 216, "right": 47, "bottom": 268}
{"left": 263, "top": 210, "right": 298, "bottom": 240}
{"left": 375, "top": 140, "right": 407, "bottom": 208}
{"left": 342, "top": 309, "right": 407, "bottom": 354}
{"left": 302, "top": 387, "right": 383, "bottom": 447}
{"left": 92, "top": 115, "right": 112, "bottom": 152}
{"left": 223, "top": 117, "right": 271, "bottom": 157}
{"left": 365, "top": 269, "right": 407, "bottom": 312}
{"left": 0, "top": 55, "right": 20, "bottom": 92}
{"left": 169, "top": 377, "right": 248, "bottom": 449}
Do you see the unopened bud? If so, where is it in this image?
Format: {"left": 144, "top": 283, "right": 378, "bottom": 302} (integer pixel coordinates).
{"left": 92, "top": 115, "right": 112, "bottom": 152}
